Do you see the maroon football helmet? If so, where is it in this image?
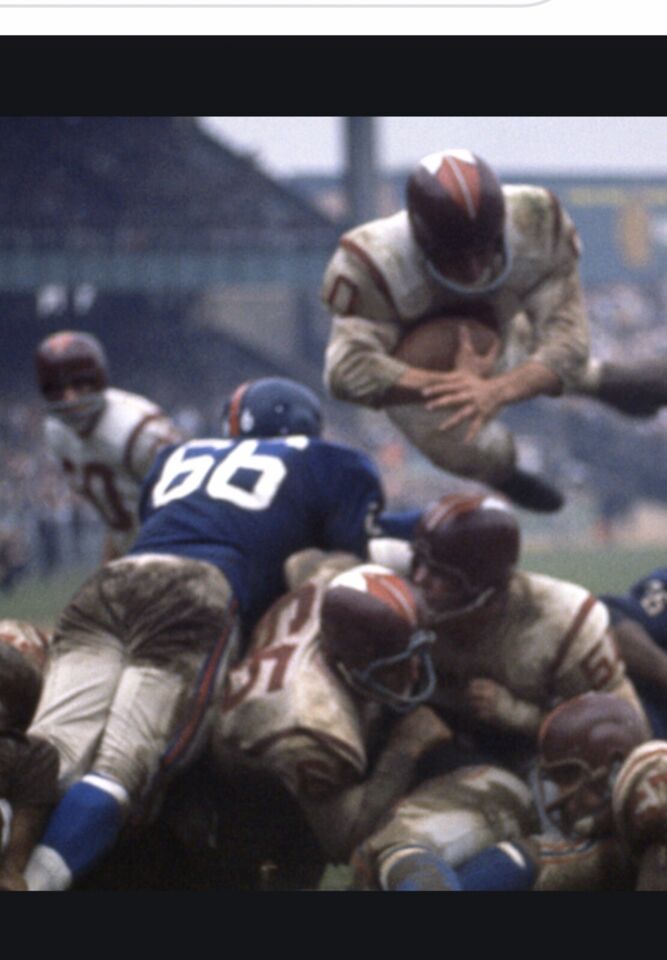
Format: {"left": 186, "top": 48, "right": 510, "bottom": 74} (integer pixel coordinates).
{"left": 320, "top": 564, "right": 436, "bottom": 713}
{"left": 35, "top": 330, "right": 108, "bottom": 428}
{"left": 406, "top": 150, "right": 512, "bottom": 295}
{"left": 411, "top": 493, "right": 520, "bottom": 622}
{"left": 538, "top": 692, "right": 648, "bottom": 839}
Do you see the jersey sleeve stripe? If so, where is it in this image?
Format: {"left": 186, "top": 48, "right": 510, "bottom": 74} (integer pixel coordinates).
{"left": 545, "top": 190, "right": 563, "bottom": 253}
{"left": 123, "top": 411, "right": 167, "bottom": 479}
{"left": 340, "top": 237, "right": 400, "bottom": 314}
{"left": 549, "top": 593, "right": 598, "bottom": 685}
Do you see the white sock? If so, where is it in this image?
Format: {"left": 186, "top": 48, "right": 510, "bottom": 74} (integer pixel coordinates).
{"left": 24, "top": 844, "right": 73, "bottom": 892}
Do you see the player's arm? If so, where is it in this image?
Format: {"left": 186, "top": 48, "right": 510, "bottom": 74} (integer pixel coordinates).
{"left": 323, "top": 242, "right": 518, "bottom": 416}
{"left": 514, "top": 193, "right": 590, "bottom": 395}
{"left": 611, "top": 616, "right": 667, "bottom": 695}
{"left": 463, "top": 677, "right": 544, "bottom": 737}
{"left": 325, "top": 311, "right": 508, "bottom": 413}
{"left": 126, "top": 412, "right": 184, "bottom": 482}
{"left": 321, "top": 244, "right": 405, "bottom": 406}
{"left": 300, "top": 706, "right": 452, "bottom": 864}
{"left": 323, "top": 243, "right": 445, "bottom": 408}
{"left": 421, "top": 357, "right": 562, "bottom": 443}
{"left": 553, "top": 602, "right": 651, "bottom": 733}
{"left": 423, "top": 195, "right": 587, "bottom": 441}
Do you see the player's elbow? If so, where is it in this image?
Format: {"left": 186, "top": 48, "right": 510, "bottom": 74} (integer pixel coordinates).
{"left": 324, "top": 351, "right": 385, "bottom": 408}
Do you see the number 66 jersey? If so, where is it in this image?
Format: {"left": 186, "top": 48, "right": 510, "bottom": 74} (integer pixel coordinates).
{"left": 132, "top": 436, "right": 386, "bottom": 632}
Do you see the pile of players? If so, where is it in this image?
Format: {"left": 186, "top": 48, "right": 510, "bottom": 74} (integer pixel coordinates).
{"left": 3, "top": 147, "right": 667, "bottom": 892}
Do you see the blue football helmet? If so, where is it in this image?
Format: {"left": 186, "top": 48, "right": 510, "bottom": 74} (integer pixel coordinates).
{"left": 221, "top": 377, "right": 323, "bottom": 440}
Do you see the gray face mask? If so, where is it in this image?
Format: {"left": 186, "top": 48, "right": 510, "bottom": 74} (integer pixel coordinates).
{"left": 47, "top": 391, "right": 106, "bottom": 431}
{"left": 337, "top": 629, "right": 437, "bottom": 714}
{"left": 425, "top": 228, "right": 514, "bottom": 297}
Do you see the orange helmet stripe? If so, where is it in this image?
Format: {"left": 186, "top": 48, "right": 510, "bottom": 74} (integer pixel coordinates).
{"left": 227, "top": 381, "right": 252, "bottom": 437}
{"left": 363, "top": 572, "right": 418, "bottom": 627}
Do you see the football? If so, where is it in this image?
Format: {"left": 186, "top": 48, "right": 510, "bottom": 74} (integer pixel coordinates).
{"left": 393, "top": 314, "right": 500, "bottom": 373}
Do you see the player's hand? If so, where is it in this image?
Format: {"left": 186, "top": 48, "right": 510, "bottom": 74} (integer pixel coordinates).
{"left": 390, "top": 704, "right": 452, "bottom": 756}
{"left": 422, "top": 373, "right": 504, "bottom": 442}
{"left": 453, "top": 326, "right": 500, "bottom": 378}
{"left": 465, "top": 677, "right": 516, "bottom": 724}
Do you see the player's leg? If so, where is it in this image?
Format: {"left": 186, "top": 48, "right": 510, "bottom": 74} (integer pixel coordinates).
{"left": 352, "top": 764, "right": 537, "bottom": 891}
{"left": 24, "top": 575, "right": 127, "bottom": 891}
{"left": 25, "top": 557, "right": 239, "bottom": 891}
{"left": 574, "top": 356, "right": 667, "bottom": 418}
{"left": 386, "top": 404, "right": 563, "bottom": 513}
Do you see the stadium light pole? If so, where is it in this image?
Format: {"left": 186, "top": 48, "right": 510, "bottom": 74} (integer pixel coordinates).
{"left": 344, "top": 117, "right": 378, "bottom": 225}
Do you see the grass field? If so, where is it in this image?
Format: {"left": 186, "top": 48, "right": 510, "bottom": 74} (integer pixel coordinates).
{"left": 2, "top": 544, "right": 665, "bottom": 629}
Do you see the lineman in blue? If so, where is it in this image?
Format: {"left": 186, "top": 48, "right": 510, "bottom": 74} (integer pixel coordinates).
{"left": 600, "top": 568, "right": 667, "bottom": 739}
{"left": 19, "top": 377, "right": 419, "bottom": 892}
{"left": 134, "top": 437, "right": 385, "bottom": 632}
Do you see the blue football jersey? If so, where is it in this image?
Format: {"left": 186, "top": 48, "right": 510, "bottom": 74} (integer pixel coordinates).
{"left": 601, "top": 568, "right": 667, "bottom": 650}
{"left": 130, "top": 435, "right": 385, "bottom": 629}
{"left": 602, "top": 568, "right": 667, "bottom": 738}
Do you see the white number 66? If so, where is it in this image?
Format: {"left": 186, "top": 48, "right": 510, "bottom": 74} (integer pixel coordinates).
{"left": 151, "top": 437, "right": 308, "bottom": 511}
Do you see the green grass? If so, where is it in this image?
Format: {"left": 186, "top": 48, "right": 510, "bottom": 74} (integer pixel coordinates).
{"left": 0, "top": 566, "right": 91, "bottom": 628}
{"left": 2, "top": 546, "right": 663, "bottom": 630}
{"left": 522, "top": 545, "right": 666, "bottom": 596}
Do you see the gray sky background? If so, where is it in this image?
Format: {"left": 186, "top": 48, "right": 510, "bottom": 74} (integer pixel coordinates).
{"left": 202, "top": 117, "right": 667, "bottom": 178}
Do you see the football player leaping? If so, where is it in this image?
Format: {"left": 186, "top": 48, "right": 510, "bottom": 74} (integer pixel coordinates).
{"left": 36, "top": 330, "right": 183, "bottom": 563}
{"left": 322, "top": 149, "right": 667, "bottom": 513}
{"left": 16, "top": 377, "right": 422, "bottom": 892}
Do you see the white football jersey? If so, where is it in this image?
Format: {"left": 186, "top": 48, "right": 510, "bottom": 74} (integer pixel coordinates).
{"left": 429, "top": 571, "right": 642, "bottom": 734}
{"left": 322, "top": 186, "right": 589, "bottom": 407}
{"left": 44, "top": 387, "right": 181, "bottom": 555}
{"left": 212, "top": 568, "right": 382, "bottom": 802}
